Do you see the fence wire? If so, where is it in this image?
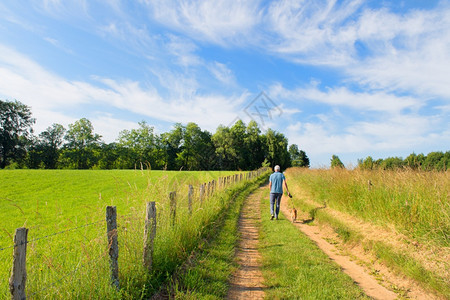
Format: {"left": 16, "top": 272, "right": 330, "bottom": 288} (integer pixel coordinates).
{"left": 27, "top": 247, "right": 108, "bottom": 298}
{"left": 0, "top": 218, "right": 105, "bottom": 251}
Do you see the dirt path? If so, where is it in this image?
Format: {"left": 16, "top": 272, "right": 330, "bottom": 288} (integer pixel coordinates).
{"left": 280, "top": 197, "right": 398, "bottom": 300}
{"left": 227, "top": 190, "right": 265, "bottom": 300}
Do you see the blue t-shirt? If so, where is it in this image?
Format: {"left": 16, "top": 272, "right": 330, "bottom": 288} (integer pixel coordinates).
{"left": 269, "top": 172, "right": 285, "bottom": 194}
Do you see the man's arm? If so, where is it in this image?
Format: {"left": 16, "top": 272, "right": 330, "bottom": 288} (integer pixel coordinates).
{"left": 284, "top": 179, "right": 291, "bottom": 196}
{"left": 269, "top": 180, "right": 272, "bottom": 191}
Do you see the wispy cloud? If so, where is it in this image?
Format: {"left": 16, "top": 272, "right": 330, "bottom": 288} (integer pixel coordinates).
{"left": 265, "top": 0, "right": 362, "bottom": 65}
{"left": 43, "top": 37, "right": 74, "bottom": 54}
{"left": 165, "top": 34, "right": 202, "bottom": 67}
{"left": 145, "top": 0, "right": 262, "bottom": 46}
{"left": 96, "top": 77, "right": 245, "bottom": 131}
{"left": 0, "top": 45, "right": 245, "bottom": 138}
{"left": 349, "top": 4, "right": 450, "bottom": 100}
{"left": 208, "top": 61, "right": 236, "bottom": 85}
{"left": 270, "top": 82, "right": 421, "bottom": 113}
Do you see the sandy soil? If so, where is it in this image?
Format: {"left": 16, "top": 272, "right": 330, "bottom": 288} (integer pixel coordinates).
{"left": 227, "top": 191, "right": 265, "bottom": 300}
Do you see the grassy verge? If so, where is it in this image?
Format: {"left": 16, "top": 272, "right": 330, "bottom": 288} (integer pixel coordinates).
{"left": 294, "top": 198, "right": 449, "bottom": 297}
{"left": 285, "top": 168, "right": 449, "bottom": 247}
{"left": 286, "top": 168, "right": 449, "bottom": 298}
{"left": 258, "top": 190, "right": 370, "bottom": 300}
{"left": 164, "top": 174, "right": 269, "bottom": 299}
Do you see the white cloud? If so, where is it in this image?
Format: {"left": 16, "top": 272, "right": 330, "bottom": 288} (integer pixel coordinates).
{"left": 285, "top": 113, "right": 448, "bottom": 167}
{"left": 349, "top": 5, "right": 450, "bottom": 99}
{"left": 208, "top": 61, "right": 236, "bottom": 85}
{"left": 263, "top": 1, "right": 450, "bottom": 100}
{"left": 91, "top": 114, "right": 139, "bottom": 142}
{"left": 37, "top": 0, "right": 89, "bottom": 19}
{"left": 145, "top": 0, "right": 262, "bottom": 46}
{"left": 265, "top": 0, "right": 362, "bottom": 65}
{"left": 274, "top": 81, "right": 449, "bottom": 166}
{"left": 0, "top": 45, "right": 245, "bottom": 138}
{"left": 0, "top": 45, "right": 93, "bottom": 109}
{"left": 96, "top": 76, "right": 245, "bottom": 131}
{"left": 270, "top": 82, "right": 421, "bottom": 113}
{"left": 166, "top": 34, "right": 202, "bottom": 67}
{"left": 43, "top": 37, "right": 75, "bottom": 54}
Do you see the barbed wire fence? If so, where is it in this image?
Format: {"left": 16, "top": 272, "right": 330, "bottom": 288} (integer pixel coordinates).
{"left": 5, "top": 168, "right": 269, "bottom": 299}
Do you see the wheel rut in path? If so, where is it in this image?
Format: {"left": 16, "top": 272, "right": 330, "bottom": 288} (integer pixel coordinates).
{"left": 227, "top": 189, "right": 265, "bottom": 300}
{"left": 280, "top": 196, "right": 397, "bottom": 300}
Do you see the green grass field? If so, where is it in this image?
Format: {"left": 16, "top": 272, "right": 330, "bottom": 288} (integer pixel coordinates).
{"left": 0, "top": 169, "right": 247, "bottom": 299}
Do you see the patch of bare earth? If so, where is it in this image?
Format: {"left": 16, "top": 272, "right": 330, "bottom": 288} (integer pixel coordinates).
{"left": 283, "top": 184, "right": 447, "bottom": 300}
{"left": 227, "top": 190, "right": 265, "bottom": 300}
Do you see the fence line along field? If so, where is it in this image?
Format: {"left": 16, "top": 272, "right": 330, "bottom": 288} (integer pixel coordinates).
{"left": 1, "top": 169, "right": 265, "bottom": 299}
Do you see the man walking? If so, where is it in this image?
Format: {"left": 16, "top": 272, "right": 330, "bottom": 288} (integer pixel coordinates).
{"left": 269, "top": 165, "right": 290, "bottom": 220}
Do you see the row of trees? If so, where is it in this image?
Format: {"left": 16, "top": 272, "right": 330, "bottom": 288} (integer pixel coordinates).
{"left": 1, "top": 100, "right": 310, "bottom": 170}
{"left": 357, "top": 152, "right": 449, "bottom": 171}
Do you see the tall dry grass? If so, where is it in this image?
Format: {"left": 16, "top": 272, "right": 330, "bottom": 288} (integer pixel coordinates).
{"left": 287, "top": 168, "right": 449, "bottom": 247}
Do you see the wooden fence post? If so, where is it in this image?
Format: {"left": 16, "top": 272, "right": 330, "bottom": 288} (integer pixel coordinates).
{"left": 188, "top": 185, "right": 193, "bottom": 214}
{"left": 9, "top": 227, "right": 28, "bottom": 300}
{"left": 169, "top": 191, "right": 177, "bottom": 225}
{"left": 207, "top": 182, "right": 211, "bottom": 197}
{"left": 143, "top": 202, "right": 157, "bottom": 272}
{"left": 199, "top": 184, "right": 205, "bottom": 203}
{"left": 106, "top": 206, "right": 119, "bottom": 289}
{"left": 211, "top": 180, "right": 215, "bottom": 195}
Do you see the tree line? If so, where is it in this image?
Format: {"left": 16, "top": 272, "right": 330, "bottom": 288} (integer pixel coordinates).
{"left": 357, "top": 152, "right": 449, "bottom": 171}
{"left": 1, "top": 99, "right": 310, "bottom": 170}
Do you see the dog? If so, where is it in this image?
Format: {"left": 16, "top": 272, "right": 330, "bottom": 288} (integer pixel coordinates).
{"left": 290, "top": 207, "right": 297, "bottom": 223}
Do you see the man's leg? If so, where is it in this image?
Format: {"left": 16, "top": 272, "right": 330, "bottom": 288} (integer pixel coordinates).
{"left": 275, "top": 193, "right": 282, "bottom": 219}
{"left": 269, "top": 193, "right": 275, "bottom": 219}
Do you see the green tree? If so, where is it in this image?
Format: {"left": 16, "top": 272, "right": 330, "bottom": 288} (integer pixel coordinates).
{"left": 423, "top": 151, "right": 444, "bottom": 171}
{"left": 230, "top": 120, "right": 249, "bottom": 169}
{"left": 117, "top": 121, "right": 160, "bottom": 169}
{"left": 297, "top": 150, "right": 310, "bottom": 168}
{"left": 361, "top": 156, "right": 374, "bottom": 170}
{"left": 405, "top": 153, "right": 419, "bottom": 169}
{"left": 289, "top": 144, "right": 310, "bottom": 167}
{"left": 96, "top": 142, "right": 121, "bottom": 169}
{"left": 0, "top": 100, "right": 35, "bottom": 168}
{"left": 212, "top": 125, "right": 237, "bottom": 170}
{"left": 330, "top": 155, "right": 344, "bottom": 169}
{"left": 38, "top": 123, "right": 66, "bottom": 169}
{"left": 245, "top": 121, "right": 264, "bottom": 170}
{"left": 264, "top": 129, "right": 290, "bottom": 169}
{"left": 380, "top": 157, "right": 404, "bottom": 170}
{"left": 177, "top": 123, "right": 215, "bottom": 170}
{"left": 161, "top": 123, "right": 184, "bottom": 170}
{"left": 62, "top": 118, "right": 102, "bottom": 169}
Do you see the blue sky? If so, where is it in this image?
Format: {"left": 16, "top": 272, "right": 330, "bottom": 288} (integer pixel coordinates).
{"left": 0, "top": 0, "right": 449, "bottom": 167}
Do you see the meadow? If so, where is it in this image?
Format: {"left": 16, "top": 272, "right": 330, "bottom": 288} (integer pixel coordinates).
{"left": 0, "top": 169, "right": 255, "bottom": 299}
{"left": 286, "top": 167, "right": 449, "bottom": 298}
